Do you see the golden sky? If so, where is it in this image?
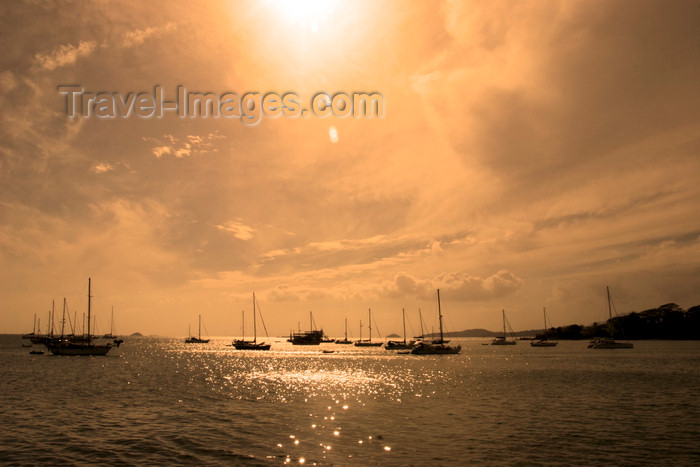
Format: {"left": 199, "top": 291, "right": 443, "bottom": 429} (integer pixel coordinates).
{"left": 1, "top": 0, "right": 699, "bottom": 337}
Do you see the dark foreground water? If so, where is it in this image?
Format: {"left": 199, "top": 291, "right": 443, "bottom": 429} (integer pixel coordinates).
{"left": 1, "top": 336, "right": 698, "bottom": 465}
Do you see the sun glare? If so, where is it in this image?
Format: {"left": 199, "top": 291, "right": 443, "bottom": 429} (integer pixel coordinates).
{"left": 267, "top": 0, "right": 339, "bottom": 30}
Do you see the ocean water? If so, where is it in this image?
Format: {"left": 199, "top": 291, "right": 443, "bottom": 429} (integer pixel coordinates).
{"left": 1, "top": 336, "right": 698, "bottom": 466}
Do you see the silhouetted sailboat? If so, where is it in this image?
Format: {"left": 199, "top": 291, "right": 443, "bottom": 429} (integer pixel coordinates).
{"left": 233, "top": 293, "right": 271, "bottom": 350}
{"left": 22, "top": 313, "right": 37, "bottom": 340}
{"left": 355, "top": 308, "right": 383, "bottom": 347}
{"left": 413, "top": 308, "right": 425, "bottom": 339}
{"left": 531, "top": 307, "right": 558, "bottom": 347}
{"left": 103, "top": 306, "right": 116, "bottom": 339}
{"left": 336, "top": 318, "right": 352, "bottom": 344}
{"left": 46, "top": 278, "right": 113, "bottom": 356}
{"left": 411, "top": 290, "right": 461, "bottom": 354}
{"left": 185, "top": 315, "right": 209, "bottom": 343}
{"left": 491, "top": 309, "right": 517, "bottom": 345}
{"left": 588, "top": 287, "right": 633, "bottom": 349}
{"left": 385, "top": 308, "right": 415, "bottom": 350}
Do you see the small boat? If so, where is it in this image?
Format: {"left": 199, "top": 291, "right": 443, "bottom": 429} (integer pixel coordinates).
{"left": 232, "top": 293, "right": 271, "bottom": 350}
{"left": 531, "top": 307, "right": 558, "bottom": 347}
{"left": 588, "top": 337, "right": 634, "bottom": 349}
{"left": 354, "top": 308, "right": 383, "bottom": 347}
{"left": 413, "top": 308, "right": 425, "bottom": 339}
{"left": 322, "top": 349, "right": 335, "bottom": 354}
{"left": 385, "top": 308, "right": 415, "bottom": 350}
{"left": 29, "top": 350, "right": 44, "bottom": 355}
{"left": 335, "top": 318, "right": 353, "bottom": 344}
{"left": 46, "top": 279, "right": 114, "bottom": 356}
{"left": 588, "top": 287, "right": 633, "bottom": 349}
{"left": 289, "top": 311, "right": 324, "bottom": 345}
{"left": 530, "top": 339, "right": 557, "bottom": 347}
{"left": 491, "top": 309, "right": 517, "bottom": 345}
{"left": 102, "top": 306, "right": 116, "bottom": 339}
{"left": 185, "top": 315, "right": 210, "bottom": 343}
{"left": 22, "top": 313, "right": 38, "bottom": 340}
{"left": 411, "top": 290, "right": 461, "bottom": 355}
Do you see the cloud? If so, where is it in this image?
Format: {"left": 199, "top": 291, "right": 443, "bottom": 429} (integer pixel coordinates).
{"left": 147, "top": 132, "right": 224, "bottom": 158}
{"left": 266, "top": 284, "right": 336, "bottom": 302}
{"left": 387, "top": 272, "right": 433, "bottom": 298}
{"left": 34, "top": 40, "right": 96, "bottom": 70}
{"left": 122, "top": 22, "right": 177, "bottom": 48}
{"left": 0, "top": 71, "right": 18, "bottom": 93}
{"left": 2, "top": 1, "right": 699, "bottom": 335}
{"left": 0, "top": 197, "right": 184, "bottom": 292}
{"left": 416, "top": 0, "right": 700, "bottom": 186}
{"left": 151, "top": 146, "right": 173, "bottom": 158}
{"left": 216, "top": 220, "right": 255, "bottom": 241}
{"left": 383, "top": 270, "right": 523, "bottom": 301}
{"left": 436, "top": 270, "right": 523, "bottom": 300}
{"left": 91, "top": 163, "right": 115, "bottom": 174}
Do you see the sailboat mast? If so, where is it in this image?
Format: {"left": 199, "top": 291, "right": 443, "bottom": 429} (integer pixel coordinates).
{"left": 502, "top": 309, "right": 506, "bottom": 337}
{"left": 402, "top": 308, "right": 406, "bottom": 344}
{"left": 419, "top": 308, "right": 424, "bottom": 337}
{"left": 253, "top": 292, "right": 257, "bottom": 342}
{"left": 543, "top": 307, "right": 547, "bottom": 336}
{"left": 198, "top": 314, "right": 201, "bottom": 339}
{"left": 87, "top": 278, "right": 92, "bottom": 345}
{"left": 437, "top": 289, "right": 444, "bottom": 342}
{"left": 368, "top": 308, "right": 372, "bottom": 341}
{"left": 606, "top": 286, "right": 615, "bottom": 338}
{"left": 61, "top": 298, "right": 67, "bottom": 338}
{"left": 345, "top": 317, "right": 348, "bottom": 340}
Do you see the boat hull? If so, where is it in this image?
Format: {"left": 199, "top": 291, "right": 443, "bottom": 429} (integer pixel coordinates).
{"left": 588, "top": 338, "right": 633, "bottom": 349}
{"left": 491, "top": 339, "right": 516, "bottom": 345}
{"left": 354, "top": 341, "right": 383, "bottom": 347}
{"left": 531, "top": 340, "right": 558, "bottom": 347}
{"left": 185, "top": 338, "right": 210, "bottom": 343}
{"left": 410, "top": 343, "right": 461, "bottom": 355}
{"left": 233, "top": 340, "right": 271, "bottom": 350}
{"left": 48, "top": 342, "right": 112, "bottom": 356}
{"left": 384, "top": 340, "right": 414, "bottom": 350}
{"left": 290, "top": 330, "right": 323, "bottom": 345}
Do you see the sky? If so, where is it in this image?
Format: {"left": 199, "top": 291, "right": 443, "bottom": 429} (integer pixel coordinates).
{"left": 1, "top": 0, "right": 699, "bottom": 338}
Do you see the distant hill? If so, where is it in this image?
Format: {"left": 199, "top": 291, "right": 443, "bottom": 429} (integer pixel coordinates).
{"left": 130, "top": 332, "right": 143, "bottom": 336}
{"left": 426, "top": 303, "right": 700, "bottom": 340}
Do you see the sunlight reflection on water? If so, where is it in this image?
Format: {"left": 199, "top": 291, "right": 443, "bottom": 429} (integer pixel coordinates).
{"left": 3, "top": 337, "right": 699, "bottom": 465}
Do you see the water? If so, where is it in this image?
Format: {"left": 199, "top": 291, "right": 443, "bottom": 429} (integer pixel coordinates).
{"left": 1, "top": 336, "right": 698, "bottom": 465}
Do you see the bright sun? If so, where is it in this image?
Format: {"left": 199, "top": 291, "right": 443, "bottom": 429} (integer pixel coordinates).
{"left": 267, "top": 0, "right": 339, "bottom": 30}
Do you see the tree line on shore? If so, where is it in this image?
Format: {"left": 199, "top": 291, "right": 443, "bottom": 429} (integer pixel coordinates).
{"left": 438, "top": 303, "right": 700, "bottom": 340}
{"left": 540, "top": 303, "right": 700, "bottom": 340}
